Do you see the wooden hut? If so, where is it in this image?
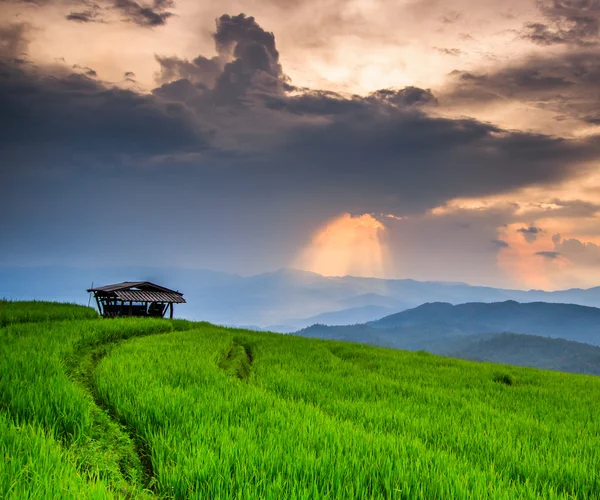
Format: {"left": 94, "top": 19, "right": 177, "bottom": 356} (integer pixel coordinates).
{"left": 87, "top": 281, "right": 185, "bottom": 319}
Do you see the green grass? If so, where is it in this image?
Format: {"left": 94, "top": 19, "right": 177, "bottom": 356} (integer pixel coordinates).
{"left": 0, "top": 300, "right": 98, "bottom": 327}
{"left": 0, "top": 302, "right": 194, "bottom": 498}
{"left": 2, "top": 301, "right": 600, "bottom": 498}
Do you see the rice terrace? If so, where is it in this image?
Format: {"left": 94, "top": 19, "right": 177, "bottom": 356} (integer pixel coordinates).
{"left": 2, "top": 299, "right": 600, "bottom": 499}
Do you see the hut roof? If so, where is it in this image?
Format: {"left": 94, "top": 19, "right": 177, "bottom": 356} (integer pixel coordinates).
{"left": 87, "top": 281, "right": 186, "bottom": 304}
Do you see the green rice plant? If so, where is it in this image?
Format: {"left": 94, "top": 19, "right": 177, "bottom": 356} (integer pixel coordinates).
{"left": 0, "top": 304, "right": 195, "bottom": 498}
{"left": 0, "top": 412, "right": 113, "bottom": 499}
{"left": 94, "top": 328, "right": 600, "bottom": 499}
{"left": 3, "top": 302, "right": 600, "bottom": 499}
{"left": 0, "top": 301, "right": 98, "bottom": 327}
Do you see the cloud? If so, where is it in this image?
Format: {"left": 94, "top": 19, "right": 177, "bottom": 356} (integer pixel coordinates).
{"left": 435, "top": 47, "right": 463, "bottom": 56}
{"left": 113, "top": 0, "right": 174, "bottom": 27}
{"left": 492, "top": 238, "right": 510, "bottom": 248}
{"left": 446, "top": 50, "right": 600, "bottom": 124}
{"left": 213, "top": 13, "right": 278, "bottom": 62}
{"left": 368, "top": 87, "right": 438, "bottom": 107}
{"left": 5, "top": 0, "right": 176, "bottom": 27}
{"left": 0, "top": 22, "right": 30, "bottom": 60}
{"left": 155, "top": 55, "right": 221, "bottom": 87}
{"left": 211, "top": 14, "right": 284, "bottom": 104}
{"left": 517, "top": 226, "right": 542, "bottom": 243}
{"left": 522, "top": 0, "right": 600, "bottom": 46}
{"left": 65, "top": 10, "right": 102, "bottom": 23}
{"left": 2, "top": 13, "right": 600, "bottom": 219}
{"left": 72, "top": 64, "right": 97, "bottom": 77}
{"left": 536, "top": 250, "right": 561, "bottom": 259}
{"left": 555, "top": 237, "right": 600, "bottom": 265}
{"left": 0, "top": 61, "right": 203, "bottom": 166}
{"left": 518, "top": 226, "right": 542, "bottom": 234}
{"left": 155, "top": 14, "right": 285, "bottom": 104}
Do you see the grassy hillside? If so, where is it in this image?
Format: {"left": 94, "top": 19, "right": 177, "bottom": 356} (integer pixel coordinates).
{"left": 297, "top": 301, "right": 600, "bottom": 374}
{"left": 2, "top": 302, "right": 600, "bottom": 498}
{"left": 0, "top": 299, "right": 98, "bottom": 327}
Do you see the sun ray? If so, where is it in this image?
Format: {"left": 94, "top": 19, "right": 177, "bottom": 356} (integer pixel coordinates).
{"left": 295, "top": 213, "right": 388, "bottom": 277}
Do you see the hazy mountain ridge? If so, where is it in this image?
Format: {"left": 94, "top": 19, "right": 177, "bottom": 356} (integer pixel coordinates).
{"left": 4, "top": 266, "right": 600, "bottom": 329}
{"left": 451, "top": 333, "right": 600, "bottom": 376}
{"left": 367, "top": 301, "right": 600, "bottom": 344}
{"left": 296, "top": 300, "right": 600, "bottom": 375}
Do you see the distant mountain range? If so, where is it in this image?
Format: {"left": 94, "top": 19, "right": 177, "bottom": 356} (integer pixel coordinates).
{"left": 5, "top": 266, "right": 600, "bottom": 375}
{"left": 367, "top": 301, "right": 600, "bottom": 345}
{"left": 296, "top": 301, "right": 600, "bottom": 375}
{"left": 4, "top": 266, "right": 600, "bottom": 329}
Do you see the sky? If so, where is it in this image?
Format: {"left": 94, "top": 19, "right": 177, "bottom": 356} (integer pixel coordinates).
{"left": 1, "top": 0, "right": 600, "bottom": 290}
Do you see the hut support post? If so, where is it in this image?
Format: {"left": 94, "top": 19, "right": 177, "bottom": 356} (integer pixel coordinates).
{"left": 94, "top": 295, "right": 103, "bottom": 316}
{"left": 169, "top": 303, "right": 174, "bottom": 319}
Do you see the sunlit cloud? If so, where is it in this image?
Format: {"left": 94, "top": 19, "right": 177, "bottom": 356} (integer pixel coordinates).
{"left": 295, "top": 213, "right": 388, "bottom": 277}
{"left": 496, "top": 222, "right": 570, "bottom": 290}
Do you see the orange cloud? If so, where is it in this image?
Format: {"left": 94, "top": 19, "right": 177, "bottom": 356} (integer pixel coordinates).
{"left": 496, "top": 222, "right": 571, "bottom": 290}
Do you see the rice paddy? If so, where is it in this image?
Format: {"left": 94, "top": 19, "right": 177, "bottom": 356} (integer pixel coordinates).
{"left": 1, "top": 301, "right": 600, "bottom": 498}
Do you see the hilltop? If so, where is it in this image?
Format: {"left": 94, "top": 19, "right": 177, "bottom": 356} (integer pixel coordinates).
{"left": 368, "top": 300, "right": 600, "bottom": 344}
{"left": 2, "top": 301, "right": 600, "bottom": 498}
{"left": 297, "top": 300, "right": 600, "bottom": 375}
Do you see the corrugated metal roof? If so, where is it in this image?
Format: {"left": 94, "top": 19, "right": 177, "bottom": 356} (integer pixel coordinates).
{"left": 89, "top": 282, "right": 147, "bottom": 292}
{"left": 114, "top": 290, "right": 186, "bottom": 303}
{"left": 88, "top": 281, "right": 185, "bottom": 303}
{"left": 88, "top": 281, "right": 183, "bottom": 296}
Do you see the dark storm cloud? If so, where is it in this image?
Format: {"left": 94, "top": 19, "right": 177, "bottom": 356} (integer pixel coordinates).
{"left": 0, "top": 20, "right": 198, "bottom": 158}
{"left": 447, "top": 50, "right": 600, "bottom": 124}
{"left": 2, "top": 14, "right": 600, "bottom": 217}
{"left": 266, "top": 102, "right": 599, "bottom": 211}
{"left": 0, "top": 63, "right": 203, "bottom": 165}
{"left": 214, "top": 13, "right": 278, "bottom": 62}
{"left": 155, "top": 55, "right": 221, "bottom": 87}
{"left": 211, "top": 14, "right": 284, "bottom": 104}
{"left": 523, "top": 0, "right": 600, "bottom": 46}
{"left": 155, "top": 14, "right": 285, "bottom": 104}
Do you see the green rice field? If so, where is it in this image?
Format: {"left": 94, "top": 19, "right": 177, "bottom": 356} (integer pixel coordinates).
{"left": 1, "top": 301, "right": 599, "bottom": 498}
